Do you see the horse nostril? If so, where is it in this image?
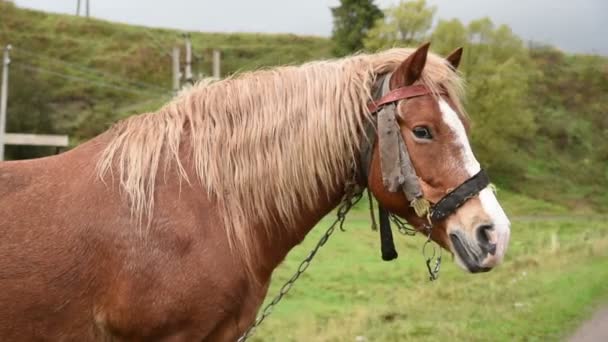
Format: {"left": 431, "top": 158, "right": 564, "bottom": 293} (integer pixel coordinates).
{"left": 476, "top": 224, "right": 497, "bottom": 255}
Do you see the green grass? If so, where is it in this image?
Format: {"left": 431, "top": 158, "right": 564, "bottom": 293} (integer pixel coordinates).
{"left": 250, "top": 194, "right": 608, "bottom": 341}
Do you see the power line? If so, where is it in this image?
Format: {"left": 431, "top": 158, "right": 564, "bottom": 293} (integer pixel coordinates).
{"left": 12, "top": 48, "right": 166, "bottom": 92}
{"left": 141, "top": 29, "right": 176, "bottom": 58}
{"left": 12, "top": 62, "right": 166, "bottom": 97}
{"left": 11, "top": 48, "right": 167, "bottom": 93}
{"left": 114, "top": 96, "right": 172, "bottom": 115}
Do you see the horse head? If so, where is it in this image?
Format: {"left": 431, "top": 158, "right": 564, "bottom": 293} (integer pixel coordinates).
{"left": 366, "top": 43, "right": 511, "bottom": 273}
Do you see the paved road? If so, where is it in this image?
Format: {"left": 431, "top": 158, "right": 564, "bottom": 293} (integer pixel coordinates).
{"left": 568, "top": 306, "right": 608, "bottom": 342}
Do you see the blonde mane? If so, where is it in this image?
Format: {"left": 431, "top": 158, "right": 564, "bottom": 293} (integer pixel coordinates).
{"left": 96, "top": 48, "right": 465, "bottom": 267}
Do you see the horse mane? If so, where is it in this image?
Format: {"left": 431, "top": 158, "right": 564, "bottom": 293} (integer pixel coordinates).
{"left": 96, "top": 48, "right": 465, "bottom": 269}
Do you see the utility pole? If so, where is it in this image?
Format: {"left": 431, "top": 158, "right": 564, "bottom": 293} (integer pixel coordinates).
{"left": 212, "top": 49, "right": 221, "bottom": 79}
{"left": 172, "top": 46, "right": 181, "bottom": 94}
{"left": 0, "top": 45, "right": 11, "bottom": 161}
{"left": 76, "top": 0, "right": 90, "bottom": 17}
{"left": 183, "top": 33, "right": 193, "bottom": 85}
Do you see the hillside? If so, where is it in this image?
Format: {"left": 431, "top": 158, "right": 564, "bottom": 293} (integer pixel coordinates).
{"left": 0, "top": 1, "right": 606, "bottom": 211}
{"left": 0, "top": 1, "right": 333, "bottom": 146}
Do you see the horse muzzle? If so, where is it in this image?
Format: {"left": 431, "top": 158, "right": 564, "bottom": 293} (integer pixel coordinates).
{"left": 448, "top": 216, "right": 511, "bottom": 273}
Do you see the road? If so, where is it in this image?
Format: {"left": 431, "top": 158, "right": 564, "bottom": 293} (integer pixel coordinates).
{"left": 568, "top": 306, "right": 608, "bottom": 342}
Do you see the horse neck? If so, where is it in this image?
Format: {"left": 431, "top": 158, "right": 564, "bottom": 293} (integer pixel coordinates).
{"left": 175, "top": 137, "right": 350, "bottom": 283}
{"left": 250, "top": 181, "right": 347, "bottom": 282}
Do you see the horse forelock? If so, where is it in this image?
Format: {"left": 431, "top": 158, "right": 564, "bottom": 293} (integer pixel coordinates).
{"left": 96, "top": 48, "right": 466, "bottom": 273}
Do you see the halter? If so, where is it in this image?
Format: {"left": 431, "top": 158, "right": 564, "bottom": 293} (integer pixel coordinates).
{"left": 361, "top": 73, "right": 490, "bottom": 272}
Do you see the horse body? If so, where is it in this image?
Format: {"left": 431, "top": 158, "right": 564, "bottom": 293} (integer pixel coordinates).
{"left": 1, "top": 132, "right": 345, "bottom": 340}
{"left": 0, "top": 45, "right": 511, "bottom": 340}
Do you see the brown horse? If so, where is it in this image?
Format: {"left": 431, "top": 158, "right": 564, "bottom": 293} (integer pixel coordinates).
{"left": 0, "top": 43, "right": 510, "bottom": 340}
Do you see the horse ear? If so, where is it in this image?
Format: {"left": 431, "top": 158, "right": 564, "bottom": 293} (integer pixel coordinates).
{"left": 445, "top": 47, "right": 463, "bottom": 70}
{"left": 390, "top": 42, "right": 431, "bottom": 89}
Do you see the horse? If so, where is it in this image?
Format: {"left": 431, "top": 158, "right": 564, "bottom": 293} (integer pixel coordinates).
{"left": 0, "top": 43, "right": 511, "bottom": 340}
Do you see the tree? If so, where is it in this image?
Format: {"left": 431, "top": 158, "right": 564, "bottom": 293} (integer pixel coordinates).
{"left": 363, "top": 0, "right": 436, "bottom": 50}
{"left": 432, "top": 19, "right": 468, "bottom": 55}
{"left": 330, "top": 0, "right": 383, "bottom": 56}
{"left": 467, "top": 17, "right": 494, "bottom": 44}
{"left": 443, "top": 18, "right": 537, "bottom": 176}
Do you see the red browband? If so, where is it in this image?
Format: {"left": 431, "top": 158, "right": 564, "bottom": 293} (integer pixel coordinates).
{"left": 367, "top": 84, "right": 444, "bottom": 113}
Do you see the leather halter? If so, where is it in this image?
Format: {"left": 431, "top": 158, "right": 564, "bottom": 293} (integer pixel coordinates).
{"left": 362, "top": 73, "right": 490, "bottom": 261}
{"left": 367, "top": 84, "right": 440, "bottom": 113}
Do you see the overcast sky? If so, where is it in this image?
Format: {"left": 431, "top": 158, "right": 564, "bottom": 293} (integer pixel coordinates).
{"left": 13, "top": 0, "right": 607, "bottom": 55}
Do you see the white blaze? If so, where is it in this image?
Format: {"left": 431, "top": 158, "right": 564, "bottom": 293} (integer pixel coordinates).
{"left": 438, "top": 99, "right": 511, "bottom": 257}
{"left": 437, "top": 100, "right": 481, "bottom": 176}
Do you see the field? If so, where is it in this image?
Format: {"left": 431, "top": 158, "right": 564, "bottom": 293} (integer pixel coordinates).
{"left": 1, "top": 3, "right": 607, "bottom": 340}
{"left": 252, "top": 192, "right": 608, "bottom": 341}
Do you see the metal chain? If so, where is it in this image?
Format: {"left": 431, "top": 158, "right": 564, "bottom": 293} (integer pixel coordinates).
{"left": 390, "top": 212, "right": 441, "bottom": 281}
{"left": 421, "top": 217, "right": 442, "bottom": 281}
{"left": 237, "top": 180, "right": 364, "bottom": 342}
{"left": 388, "top": 213, "right": 417, "bottom": 236}
{"left": 236, "top": 172, "right": 443, "bottom": 340}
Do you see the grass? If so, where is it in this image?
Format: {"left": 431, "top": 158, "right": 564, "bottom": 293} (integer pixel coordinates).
{"left": 250, "top": 193, "right": 608, "bottom": 341}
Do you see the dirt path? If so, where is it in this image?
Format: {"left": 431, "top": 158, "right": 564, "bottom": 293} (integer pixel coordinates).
{"left": 525, "top": 215, "right": 608, "bottom": 342}
{"left": 568, "top": 306, "right": 608, "bottom": 342}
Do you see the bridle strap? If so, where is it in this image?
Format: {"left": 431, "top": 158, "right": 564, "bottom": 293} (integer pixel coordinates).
{"left": 368, "top": 84, "right": 441, "bottom": 113}
{"left": 362, "top": 73, "right": 490, "bottom": 271}
{"left": 430, "top": 169, "right": 490, "bottom": 223}
{"left": 378, "top": 204, "right": 398, "bottom": 261}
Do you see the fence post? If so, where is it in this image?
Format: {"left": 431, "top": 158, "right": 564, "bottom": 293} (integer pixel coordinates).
{"left": 0, "top": 45, "right": 11, "bottom": 161}
{"left": 212, "top": 49, "right": 221, "bottom": 79}
{"left": 184, "top": 33, "right": 193, "bottom": 84}
{"left": 172, "top": 46, "right": 181, "bottom": 95}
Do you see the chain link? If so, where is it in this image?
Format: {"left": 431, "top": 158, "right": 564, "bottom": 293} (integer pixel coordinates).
{"left": 422, "top": 219, "right": 442, "bottom": 281}
{"left": 236, "top": 170, "right": 444, "bottom": 340}
{"left": 390, "top": 211, "right": 442, "bottom": 281}
{"left": 237, "top": 179, "right": 363, "bottom": 342}
{"left": 388, "top": 213, "right": 417, "bottom": 236}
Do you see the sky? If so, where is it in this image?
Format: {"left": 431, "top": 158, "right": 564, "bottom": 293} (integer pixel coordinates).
{"left": 12, "top": 0, "right": 608, "bottom": 55}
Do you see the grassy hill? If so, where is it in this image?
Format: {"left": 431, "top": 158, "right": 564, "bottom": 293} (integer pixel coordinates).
{"left": 0, "top": 1, "right": 333, "bottom": 144}
{"left": 0, "top": 1, "right": 606, "bottom": 211}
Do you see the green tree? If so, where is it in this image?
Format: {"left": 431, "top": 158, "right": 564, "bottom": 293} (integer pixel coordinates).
{"left": 330, "top": 0, "right": 383, "bottom": 56}
{"left": 431, "top": 19, "right": 468, "bottom": 55}
{"left": 467, "top": 17, "right": 494, "bottom": 44}
{"left": 466, "top": 58, "right": 536, "bottom": 175}
{"left": 442, "top": 18, "right": 537, "bottom": 176}
{"left": 363, "top": 0, "right": 436, "bottom": 50}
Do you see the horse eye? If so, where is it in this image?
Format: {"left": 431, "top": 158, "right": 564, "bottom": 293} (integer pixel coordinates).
{"left": 412, "top": 126, "right": 433, "bottom": 140}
